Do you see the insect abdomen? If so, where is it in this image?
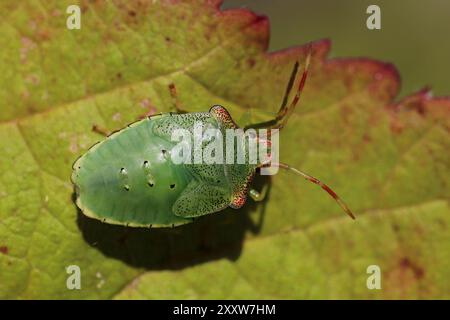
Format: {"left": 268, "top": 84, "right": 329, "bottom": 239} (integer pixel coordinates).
{"left": 72, "top": 117, "right": 194, "bottom": 227}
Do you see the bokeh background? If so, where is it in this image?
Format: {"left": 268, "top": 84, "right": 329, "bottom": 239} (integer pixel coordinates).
{"left": 223, "top": 0, "right": 450, "bottom": 97}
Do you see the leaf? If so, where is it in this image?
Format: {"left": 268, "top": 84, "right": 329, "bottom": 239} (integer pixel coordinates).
{"left": 0, "top": 0, "right": 449, "bottom": 299}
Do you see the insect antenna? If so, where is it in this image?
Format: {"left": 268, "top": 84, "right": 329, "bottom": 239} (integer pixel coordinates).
{"left": 266, "top": 162, "right": 355, "bottom": 220}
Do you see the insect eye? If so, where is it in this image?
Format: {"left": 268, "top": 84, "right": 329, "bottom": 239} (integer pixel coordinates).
{"left": 170, "top": 184, "right": 175, "bottom": 189}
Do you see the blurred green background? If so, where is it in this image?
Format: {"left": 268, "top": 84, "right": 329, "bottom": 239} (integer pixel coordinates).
{"left": 223, "top": 0, "right": 450, "bottom": 98}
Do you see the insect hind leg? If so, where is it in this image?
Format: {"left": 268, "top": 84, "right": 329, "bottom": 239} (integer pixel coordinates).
{"left": 245, "top": 45, "right": 312, "bottom": 130}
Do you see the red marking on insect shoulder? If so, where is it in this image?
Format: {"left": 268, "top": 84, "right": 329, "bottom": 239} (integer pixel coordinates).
{"left": 211, "top": 106, "right": 237, "bottom": 129}
{"left": 231, "top": 195, "right": 246, "bottom": 209}
{"left": 0, "top": 246, "right": 8, "bottom": 255}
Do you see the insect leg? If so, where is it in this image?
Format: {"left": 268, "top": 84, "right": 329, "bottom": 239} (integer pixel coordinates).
{"left": 266, "top": 162, "right": 355, "bottom": 219}
{"left": 244, "top": 45, "right": 312, "bottom": 130}
{"left": 92, "top": 124, "right": 111, "bottom": 137}
{"left": 247, "top": 182, "right": 271, "bottom": 234}
{"left": 249, "top": 184, "right": 269, "bottom": 202}
{"left": 168, "top": 83, "right": 187, "bottom": 113}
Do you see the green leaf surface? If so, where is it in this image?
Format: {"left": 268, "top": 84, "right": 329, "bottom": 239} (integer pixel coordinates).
{"left": 0, "top": 0, "right": 449, "bottom": 299}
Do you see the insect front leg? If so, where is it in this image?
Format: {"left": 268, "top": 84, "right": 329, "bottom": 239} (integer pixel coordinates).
{"left": 247, "top": 185, "right": 270, "bottom": 235}
{"left": 248, "top": 184, "right": 269, "bottom": 202}
{"left": 135, "top": 83, "right": 186, "bottom": 120}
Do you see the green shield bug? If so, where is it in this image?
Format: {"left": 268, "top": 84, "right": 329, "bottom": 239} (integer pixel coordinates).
{"left": 72, "top": 50, "right": 355, "bottom": 228}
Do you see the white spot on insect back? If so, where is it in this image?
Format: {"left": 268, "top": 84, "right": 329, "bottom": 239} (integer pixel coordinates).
{"left": 374, "top": 72, "right": 383, "bottom": 80}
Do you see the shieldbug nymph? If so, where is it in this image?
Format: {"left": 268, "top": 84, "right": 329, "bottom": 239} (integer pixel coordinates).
{"left": 71, "top": 50, "right": 355, "bottom": 228}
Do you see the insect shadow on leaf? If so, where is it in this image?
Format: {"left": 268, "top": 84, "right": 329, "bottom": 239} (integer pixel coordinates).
{"left": 74, "top": 173, "right": 270, "bottom": 270}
